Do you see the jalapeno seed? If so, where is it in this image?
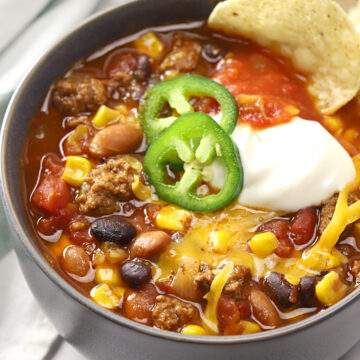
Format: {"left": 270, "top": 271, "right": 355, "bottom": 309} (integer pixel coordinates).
{"left": 91, "top": 215, "right": 136, "bottom": 245}
{"left": 120, "top": 261, "right": 152, "bottom": 289}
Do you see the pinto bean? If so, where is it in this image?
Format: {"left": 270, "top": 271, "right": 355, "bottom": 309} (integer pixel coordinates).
{"left": 290, "top": 207, "right": 318, "bottom": 246}
{"left": 248, "top": 289, "right": 281, "bottom": 327}
{"left": 61, "top": 245, "right": 91, "bottom": 277}
{"left": 90, "top": 124, "right": 143, "bottom": 157}
{"left": 298, "top": 276, "right": 318, "bottom": 307}
{"left": 129, "top": 231, "right": 171, "bottom": 259}
{"left": 262, "top": 272, "right": 298, "bottom": 308}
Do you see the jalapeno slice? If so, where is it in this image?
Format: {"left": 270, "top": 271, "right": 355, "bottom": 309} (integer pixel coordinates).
{"left": 140, "top": 75, "right": 238, "bottom": 143}
{"left": 143, "top": 112, "right": 243, "bottom": 212}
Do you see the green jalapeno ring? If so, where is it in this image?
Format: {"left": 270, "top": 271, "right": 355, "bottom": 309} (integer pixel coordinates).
{"left": 143, "top": 112, "right": 243, "bottom": 212}
{"left": 140, "top": 75, "right": 238, "bottom": 143}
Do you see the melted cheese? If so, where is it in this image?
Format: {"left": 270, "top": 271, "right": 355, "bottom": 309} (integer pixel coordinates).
{"left": 303, "top": 154, "right": 360, "bottom": 270}
{"left": 203, "top": 262, "right": 234, "bottom": 333}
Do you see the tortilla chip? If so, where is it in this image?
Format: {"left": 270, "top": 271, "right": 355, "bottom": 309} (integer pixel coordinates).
{"left": 208, "top": 0, "right": 360, "bottom": 115}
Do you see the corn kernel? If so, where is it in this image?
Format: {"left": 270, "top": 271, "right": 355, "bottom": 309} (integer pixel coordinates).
{"left": 163, "top": 69, "right": 181, "bottom": 80}
{"left": 101, "top": 242, "right": 128, "bottom": 264}
{"left": 284, "top": 105, "right": 300, "bottom": 116}
{"left": 49, "top": 234, "right": 72, "bottom": 258}
{"left": 113, "top": 106, "right": 140, "bottom": 128}
{"left": 95, "top": 267, "right": 121, "bottom": 285}
{"left": 92, "top": 105, "right": 121, "bottom": 128}
{"left": 113, "top": 286, "right": 126, "bottom": 299}
{"left": 249, "top": 232, "right": 279, "bottom": 257}
{"left": 65, "top": 125, "right": 88, "bottom": 154}
{"left": 92, "top": 251, "right": 106, "bottom": 266}
{"left": 62, "top": 156, "right": 91, "bottom": 187}
{"left": 156, "top": 205, "right": 191, "bottom": 232}
{"left": 239, "top": 320, "right": 261, "bottom": 334}
{"left": 285, "top": 274, "right": 300, "bottom": 286}
{"left": 343, "top": 129, "right": 358, "bottom": 143}
{"left": 132, "top": 175, "right": 153, "bottom": 202}
{"left": 69, "top": 221, "right": 85, "bottom": 231}
{"left": 323, "top": 117, "right": 343, "bottom": 133}
{"left": 181, "top": 325, "right": 207, "bottom": 336}
{"left": 135, "top": 32, "right": 164, "bottom": 58}
{"left": 119, "top": 155, "right": 143, "bottom": 173}
{"left": 315, "top": 271, "right": 347, "bottom": 305}
{"left": 114, "top": 104, "right": 129, "bottom": 115}
{"left": 210, "top": 230, "right": 229, "bottom": 254}
{"left": 237, "top": 94, "right": 262, "bottom": 105}
{"left": 90, "top": 283, "right": 121, "bottom": 309}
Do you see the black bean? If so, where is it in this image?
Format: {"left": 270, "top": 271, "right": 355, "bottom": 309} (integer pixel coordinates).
{"left": 91, "top": 215, "right": 136, "bottom": 245}
{"left": 298, "top": 276, "right": 318, "bottom": 307}
{"left": 262, "top": 272, "right": 298, "bottom": 308}
{"left": 202, "top": 43, "right": 227, "bottom": 63}
{"left": 135, "top": 54, "right": 151, "bottom": 80}
{"left": 120, "top": 261, "right": 152, "bottom": 289}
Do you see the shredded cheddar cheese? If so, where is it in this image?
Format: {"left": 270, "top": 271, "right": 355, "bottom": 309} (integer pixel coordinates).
{"left": 203, "top": 262, "right": 234, "bottom": 333}
{"left": 303, "top": 154, "right": 360, "bottom": 271}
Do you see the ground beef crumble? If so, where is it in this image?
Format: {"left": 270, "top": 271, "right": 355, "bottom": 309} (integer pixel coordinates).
{"left": 223, "top": 265, "right": 251, "bottom": 301}
{"left": 53, "top": 78, "right": 108, "bottom": 115}
{"left": 159, "top": 34, "right": 202, "bottom": 73}
{"left": 76, "top": 156, "right": 138, "bottom": 215}
{"left": 319, "top": 192, "right": 360, "bottom": 233}
{"left": 152, "top": 295, "right": 199, "bottom": 331}
{"left": 195, "top": 265, "right": 250, "bottom": 301}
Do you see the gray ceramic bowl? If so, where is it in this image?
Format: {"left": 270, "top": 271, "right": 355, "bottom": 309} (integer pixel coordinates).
{"left": 1, "top": 1, "right": 360, "bottom": 359}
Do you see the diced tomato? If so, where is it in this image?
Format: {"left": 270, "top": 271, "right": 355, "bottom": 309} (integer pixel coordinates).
{"left": 33, "top": 175, "right": 71, "bottom": 214}
{"left": 212, "top": 50, "right": 320, "bottom": 129}
{"left": 37, "top": 204, "right": 76, "bottom": 235}
{"left": 290, "top": 207, "right": 318, "bottom": 247}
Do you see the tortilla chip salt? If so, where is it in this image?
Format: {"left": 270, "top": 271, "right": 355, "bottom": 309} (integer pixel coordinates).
{"left": 208, "top": 0, "right": 360, "bottom": 115}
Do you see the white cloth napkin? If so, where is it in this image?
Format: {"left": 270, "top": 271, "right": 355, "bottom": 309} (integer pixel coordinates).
{"left": 0, "top": 252, "right": 59, "bottom": 360}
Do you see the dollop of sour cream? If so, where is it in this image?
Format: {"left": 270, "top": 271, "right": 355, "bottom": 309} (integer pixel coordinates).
{"left": 209, "top": 117, "right": 356, "bottom": 211}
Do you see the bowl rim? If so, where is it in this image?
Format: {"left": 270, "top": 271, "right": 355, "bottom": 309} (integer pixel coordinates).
{"left": 1, "top": 0, "right": 360, "bottom": 345}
